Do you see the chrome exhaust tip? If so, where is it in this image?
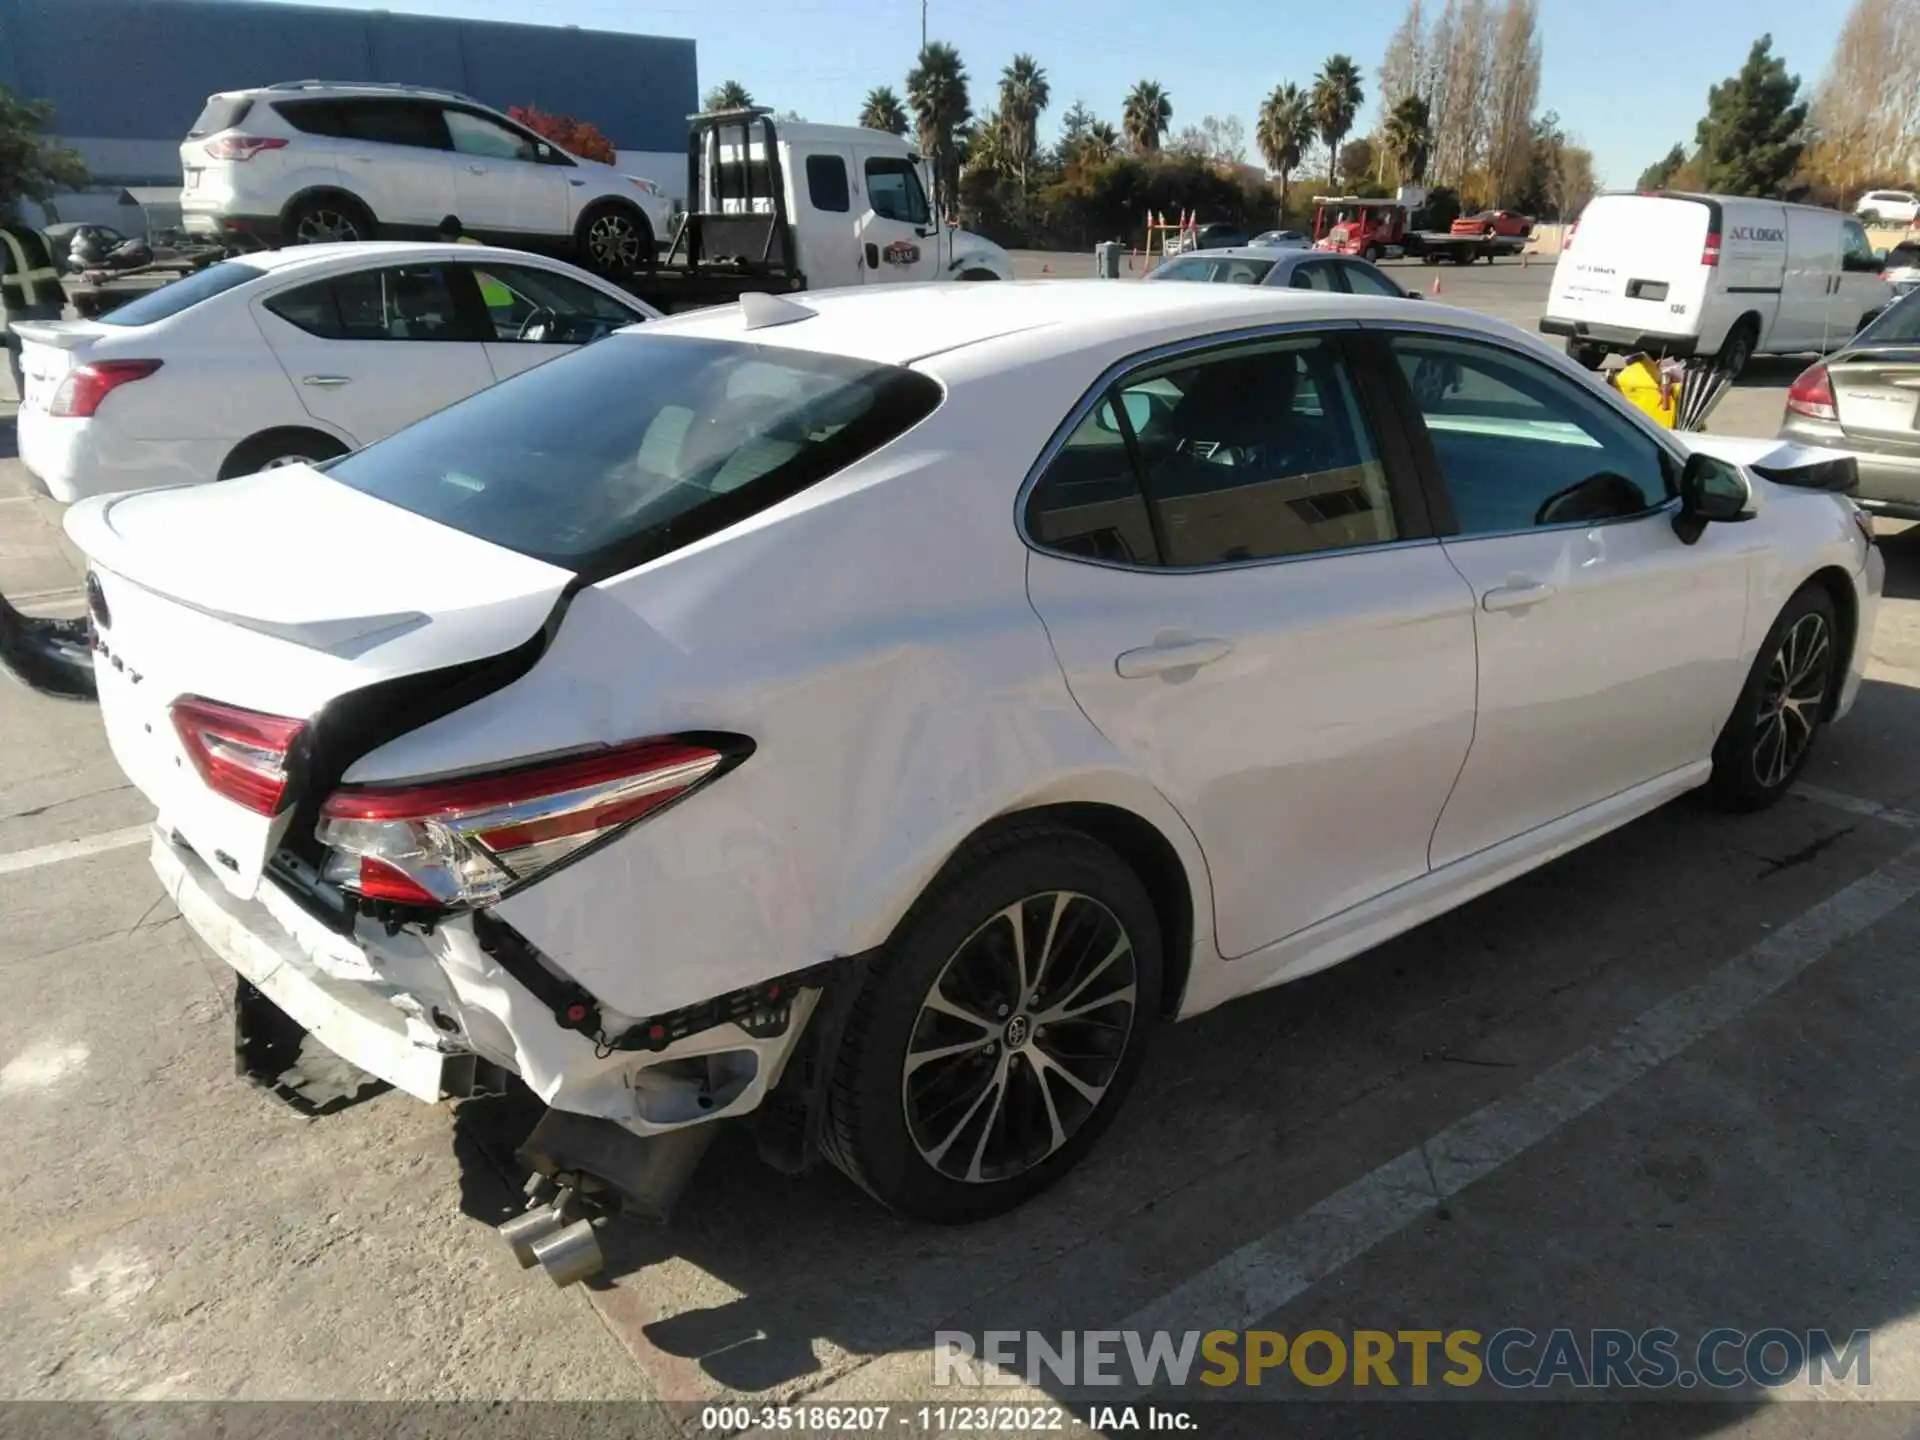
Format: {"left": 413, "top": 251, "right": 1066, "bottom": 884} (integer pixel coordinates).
{"left": 498, "top": 1206, "right": 569, "bottom": 1269}
{"left": 530, "top": 1218, "right": 604, "bottom": 1288}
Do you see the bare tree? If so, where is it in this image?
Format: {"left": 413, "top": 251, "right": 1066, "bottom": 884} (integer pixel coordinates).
{"left": 1805, "top": 0, "right": 1920, "bottom": 197}
{"left": 1483, "top": 0, "right": 1541, "bottom": 204}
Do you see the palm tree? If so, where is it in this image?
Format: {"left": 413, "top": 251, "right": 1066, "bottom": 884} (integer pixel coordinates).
{"left": 1083, "top": 119, "right": 1120, "bottom": 165}
{"left": 1122, "top": 80, "right": 1172, "bottom": 153}
{"left": 907, "top": 41, "right": 972, "bottom": 209}
{"left": 1381, "top": 92, "right": 1432, "bottom": 185}
{"left": 858, "top": 86, "right": 909, "bottom": 136}
{"left": 703, "top": 80, "right": 754, "bottom": 112}
{"left": 1310, "top": 55, "right": 1364, "bottom": 189}
{"left": 997, "top": 54, "right": 1051, "bottom": 196}
{"left": 1256, "top": 82, "right": 1313, "bottom": 213}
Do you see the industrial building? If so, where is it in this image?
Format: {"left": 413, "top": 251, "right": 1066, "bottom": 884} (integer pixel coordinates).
{"left": 0, "top": 0, "right": 700, "bottom": 226}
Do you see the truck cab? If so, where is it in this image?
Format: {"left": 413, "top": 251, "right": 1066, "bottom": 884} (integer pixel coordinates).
{"left": 670, "top": 109, "right": 1011, "bottom": 300}
{"left": 1312, "top": 196, "right": 1409, "bottom": 261}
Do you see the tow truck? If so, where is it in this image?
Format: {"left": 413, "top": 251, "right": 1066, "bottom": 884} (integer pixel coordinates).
{"left": 1310, "top": 191, "right": 1531, "bottom": 267}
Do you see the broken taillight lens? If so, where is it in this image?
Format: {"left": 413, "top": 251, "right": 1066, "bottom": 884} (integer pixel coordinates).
{"left": 316, "top": 739, "right": 732, "bottom": 909}
{"left": 170, "top": 697, "right": 307, "bottom": 816}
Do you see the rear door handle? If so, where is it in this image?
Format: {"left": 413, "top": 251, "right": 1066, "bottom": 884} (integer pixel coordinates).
{"left": 302, "top": 374, "right": 351, "bottom": 388}
{"left": 1481, "top": 579, "right": 1555, "bottom": 612}
{"left": 466, "top": 164, "right": 489, "bottom": 175}
{"left": 1115, "top": 638, "right": 1233, "bottom": 679}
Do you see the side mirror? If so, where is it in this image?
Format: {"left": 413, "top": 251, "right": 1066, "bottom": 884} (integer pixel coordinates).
{"left": 1672, "top": 451, "right": 1752, "bottom": 544}
{"left": 1405, "top": 288, "right": 1423, "bottom": 300}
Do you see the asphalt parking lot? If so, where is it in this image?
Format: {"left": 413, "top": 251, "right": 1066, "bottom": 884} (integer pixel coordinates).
{"left": 4, "top": 260, "right": 1919, "bottom": 1435}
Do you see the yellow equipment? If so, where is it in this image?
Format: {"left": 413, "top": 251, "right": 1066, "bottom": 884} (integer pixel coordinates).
{"left": 1609, "top": 352, "right": 1678, "bottom": 429}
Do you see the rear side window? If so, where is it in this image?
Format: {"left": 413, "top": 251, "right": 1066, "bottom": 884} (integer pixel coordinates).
{"left": 1857, "top": 291, "right": 1920, "bottom": 346}
{"left": 323, "top": 336, "right": 943, "bottom": 574}
{"left": 806, "top": 155, "right": 850, "bottom": 213}
{"left": 265, "top": 264, "right": 478, "bottom": 341}
{"left": 188, "top": 96, "right": 253, "bottom": 137}
{"left": 96, "top": 260, "right": 265, "bottom": 326}
{"left": 339, "top": 100, "right": 449, "bottom": 150}
{"left": 272, "top": 99, "right": 349, "bottom": 137}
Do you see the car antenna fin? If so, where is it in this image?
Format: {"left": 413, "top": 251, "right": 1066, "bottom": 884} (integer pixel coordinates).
{"left": 739, "top": 293, "right": 816, "bottom": 330}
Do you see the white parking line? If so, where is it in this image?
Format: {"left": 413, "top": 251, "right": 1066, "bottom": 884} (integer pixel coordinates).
{"left": 0, "top": 825, "right": 150, "bottom": 876}
{"left": 1796, "top": 782, "right": 1920, "bottom": 829}
{"left": 774, "top": 836, "right": 1920, "bottom": 1412}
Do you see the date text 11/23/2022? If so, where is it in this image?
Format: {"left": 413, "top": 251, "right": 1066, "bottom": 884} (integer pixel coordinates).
{"left": 698, "top": 1405, "right": 1196, "bottom": 1433}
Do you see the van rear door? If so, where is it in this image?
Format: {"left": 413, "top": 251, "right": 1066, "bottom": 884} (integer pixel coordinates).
{"left": 1546, "top": 194, "right": 1715, "bottom": 351}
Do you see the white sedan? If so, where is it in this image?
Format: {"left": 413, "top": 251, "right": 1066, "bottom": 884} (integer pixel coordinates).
{"left": 63, "top": 282, "right": 1880, "bottom": 1263}
{"left": 16, "top": 241, "right": 658, "bottom": 502}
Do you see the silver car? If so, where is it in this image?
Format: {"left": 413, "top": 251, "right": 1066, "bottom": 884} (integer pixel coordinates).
{"left": 1146, "top": 245, "right": 1417, "bottom": 298}
{"left": 1780, "top": 289, "right": 1920, "bottom": 518}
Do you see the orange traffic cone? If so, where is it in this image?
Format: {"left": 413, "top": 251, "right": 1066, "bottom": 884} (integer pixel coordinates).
{"left": 1430, "top": 275, "right": 1443, "bottom": 295}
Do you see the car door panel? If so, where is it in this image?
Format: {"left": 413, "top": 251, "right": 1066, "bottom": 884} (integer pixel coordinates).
{"left": 332, "top": 100, "right": 456, "bottom": 229}
{"left": 444, "top": 108, "right": 567, "bottom": 237}
{"left": 1380, "top": 330, "right": 1754, "bottom": 867}
{"left": 1023, "top": 334, "right": 1477, "bottom": 958}
{"left": 857, "top": 152, "right": 941, "bottom": 284}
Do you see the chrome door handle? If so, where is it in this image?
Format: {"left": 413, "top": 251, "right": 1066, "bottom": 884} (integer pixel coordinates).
{"left": 1115, "top": 637, "right": 1232, "bottom": 679}
{"left": 1482, "top": 580, "right": 1555, "bottom": 612}
{"left": 466, "top": 164, "right": 488, "bottom": 174}
{"left": 301, "top": 374, "right": 352, "bottom": 388}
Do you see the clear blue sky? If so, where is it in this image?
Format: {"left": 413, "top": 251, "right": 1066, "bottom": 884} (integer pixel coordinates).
{"left": 257, "top": 0, "right": 1847, "bottom": 188}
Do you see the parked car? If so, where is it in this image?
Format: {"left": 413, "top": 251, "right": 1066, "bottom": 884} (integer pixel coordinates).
{"left": 1544, "top": 192, "right": 1892, "bottom": 373}
{"left": 1248, "top": 229, "right": 1311, "bottom": 249}
{"left": 1450, "top": 209, "right": 1533, "bottom": 238}
{"left": 62, "top": 281, "right": 1879, "bottom": 1256}
{"left": 1185, "top": 223, "right": 1250, "bottom": 251}
{"left": 1780, "top": 289, "right": 1920, "bottom": 519}
{"left": 1881, "top": 240, "right": 1920, "bottom": 297}
{"left": 14, "top": 242, "right": 659, "bottom": 502}
{"left": 1147, "top": 245, "right": 1418, "bottom": 298}
{"left": 179, "top": 82, "right": 674, "bottom": 276}
{"left": 1856, "top": 190, "right": 1919, "bottom": 227}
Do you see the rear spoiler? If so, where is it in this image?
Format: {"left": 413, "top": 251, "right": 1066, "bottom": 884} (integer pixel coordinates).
{"left": 0, "top": 590, "right": 95, "bottom": 700}
{"left": 9, "top": 321, "right": 98, "bottom": 350}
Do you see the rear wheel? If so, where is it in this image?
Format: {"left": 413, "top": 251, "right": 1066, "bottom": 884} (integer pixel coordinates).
{"left": 1860, "top": 209, "right": 1882, "bottom": 226}
{"left": 283, "top": 194, "right": 373, "bottom": 246}
{"left": 958, "top": 268, "right": 1000, "bottom": 281}
{"left": 1361, "top": 245, "right": 1381, "bottom": 264}
{"left": 219, "top": 428, "right": 348, "bottom": 480}
{"left": 1709, "top": 585, "right": 1839, "bottom": 811}
{"left": 823, "top": 826, "right": 1161, "bottom": 1223}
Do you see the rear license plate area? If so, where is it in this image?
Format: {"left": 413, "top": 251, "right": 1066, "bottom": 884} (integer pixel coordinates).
{"left": 1626, "top": 279, "right": 1669, "bottom": 302}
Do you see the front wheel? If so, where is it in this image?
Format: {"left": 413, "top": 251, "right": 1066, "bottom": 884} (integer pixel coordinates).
{"left": 576, "top": 203, "right": 655, "bottom": 279}
{"left": 1709, "top": 585, "right": 1839, "bottom": 811}
{"left": 823, "top": 826, "right": 1161, "bottom": 1222}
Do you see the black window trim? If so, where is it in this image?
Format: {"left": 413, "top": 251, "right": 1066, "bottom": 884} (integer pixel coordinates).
{"left": 1362, "top": 319, "right": 1689, "bottom": 542}
{"left": 1016, "top": 319, "right": 1441, "bottom": 575}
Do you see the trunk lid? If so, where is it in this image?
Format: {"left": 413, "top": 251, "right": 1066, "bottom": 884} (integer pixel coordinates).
{"left": 11, "top": 320, "right": 107, "bottom": 414}
{"left": 1826, "top": 350, "right": 1920, "bottom": 454}
{"left": 1549, "top": 195, "right": 1712, "bottom": 333}
{"left": 65, "top": 466, "right": 572, "bottom": 899}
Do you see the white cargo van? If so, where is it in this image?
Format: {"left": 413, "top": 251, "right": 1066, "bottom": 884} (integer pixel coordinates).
{"left": 1542, "top": 192, "right": 1890, "bottom": 372}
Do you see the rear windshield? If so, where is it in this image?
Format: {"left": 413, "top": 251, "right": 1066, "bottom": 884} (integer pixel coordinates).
{"left": 188, "top": 96, "right": 253, "bottom": 137}
{"left": 1856, "top": 291, "right": 1920, "bottom": 347}
{"left": 96, "top": 260, "right": 265, "bottom": 327}
{"left": 323, "top": 334, "right": 944, "bottom": 576}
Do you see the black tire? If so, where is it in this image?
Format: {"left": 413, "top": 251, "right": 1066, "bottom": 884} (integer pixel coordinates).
{"left": 1860, "top": 209, "right": 1882, "bottom": 226}
{"left": 958, "top": 268, "right": 1000, "bottom": 281}
{"left": 822, "top": 824, "right": 1162, "bottom": 1223}
{"left": 1565, "top": 339, "right": 1607, "bottom": 370}
{"left": 219, "top": 428, "right": 349, "bottom": 480}
{"left": 1362, "top": 245, "right": 1381, "bottom": 264}
{"left": 282, "top": 193, "right": 374, "bottom": 247}
{"left": 576, "top": 201, "right": 656, "bottom": 279}
{"left": 1716, "top": 319, "right": 1758, "bottom": 379}
{"left": 1708, "top": 585, "right": 1840, "bottom": 811}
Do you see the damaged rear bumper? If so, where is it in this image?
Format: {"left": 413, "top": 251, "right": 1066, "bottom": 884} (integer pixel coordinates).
{"left": 152, "top": 828, "right": 824, "bottom": 1136}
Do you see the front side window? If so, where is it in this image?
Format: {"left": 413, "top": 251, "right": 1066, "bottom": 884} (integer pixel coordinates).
{"left": 445, "top": 109, "right": 539, "bottom": 162}
{"left": 1212, "top": 258, "right": 1275, "bottom": 285}
{"left": 1841, "top": 221, "right": 1880, "bottom": 274}
{"left": 459, "top": 261, "right": 644, "bottom": 343}
{"left": 1340, "top": 260, "right": 1405, "bottom": 299}
{"left": 806, "top": 155, "right": 851, "bottom": 213}
{"left": 1390, "top": 334, "right": 1671, "bottom": 535}
{"left": 264, "top": 264, "right": 479, "bottom": 342}
{"left": 1027, "top": 337, "right": 1396, "bottom": 568}
{"left": 865, "top": 157, "right": 931, "bottom": 225}
{"left": 323, "top": 336, "right": 942, "bottom": 574}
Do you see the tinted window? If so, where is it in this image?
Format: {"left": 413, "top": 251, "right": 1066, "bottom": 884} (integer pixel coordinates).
{"left": 96, "top": 260, "right": 265, "bottom": 327}
{"left": 1029, "top": 338, "right": 1396, "bottom": 567}
{"left": 445, "top": 109, "right": 538, "bottom": 162}
{"left": 1211, "top": 258, "right": 1275, "bottom": 285}
{"left": 188, "top": 96, "right": 252, "bottom": 137}
{"left": 1887, "top": 244, "right": 1920, "bottom": 269}
{"left": 461, "top": 261, "right": 644, "bottom": 343}
{"left": 865, "top": 158, "right": 930, "bottom": 225}
{"left": 1841, "top": 221, "right": 1880, "bottom": 274}
{"left": 1391, "top": 335, "right": 1671, "bottom": 535}
{"left": 1856, "top": 290, "right": 1920, "bottom": 345}
{"left": 806, "top": 155, "right": 851, "bottom": 213}
{"left": 1339, "top": 260, "right": 1405, "bottom": 299}
{"left": 324, "top": 336, "right": 943, "bottom": 573}
{"left": 272, "top": 99, "right": 349, "bottom": 137}
{"left": 1288, "top": 260, "right": 1341, "bottom": 292}
{"left": 342, "top": 100, "right": 449, "bottom": 150}
{"left": 265, "top": 264, "right": 476, "bottom": 342}
{"left": 1151, "top": 257, "right": 1216, "bottom": 283}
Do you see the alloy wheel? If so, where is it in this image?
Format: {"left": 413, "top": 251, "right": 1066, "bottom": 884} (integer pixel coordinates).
{"left": 901, "top": 891, "right": 1138, "bottom": 1184}
{"left": 294, "top": 209, "right": 361, "bottom": 244}
{"left": 1753, "top": 611, "right": 1831, "bottom": 789}
{"left": 588, "top": 212, "right": 643, "bottom": 269}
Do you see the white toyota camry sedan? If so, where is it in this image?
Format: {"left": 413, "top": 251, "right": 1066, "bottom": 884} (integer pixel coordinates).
{"left": 64, "top": 281, "right": 1881, "bottom": 1252}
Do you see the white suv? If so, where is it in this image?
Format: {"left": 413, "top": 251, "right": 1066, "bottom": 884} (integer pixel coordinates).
{"left": 181, "top": 81, "right": 673, "bottom": 277}
{"left": 1856, "top": 190, "right": 1920, "bottom": 227}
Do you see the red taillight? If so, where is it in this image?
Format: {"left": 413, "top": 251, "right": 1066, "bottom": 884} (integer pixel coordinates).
{"left": 170, "top": 697, "right": 307, "bottom": 816}
{"left": 49, "top": 360, "right": 162, "bottom": 418}
{"left": 317, "top": 739, "right": 733, "bottom": 909}
{"left": 1785, "top": 363, "right": 1837, "bottom": 422}
{"left": 1563, "top": 220, "right": 1576, "bottom": 252}
{"left": 1702, "top": 231, "right": 1721, "bottom": 267}
{"left": 204, "top": 134, "right": 288, "bottom": 161}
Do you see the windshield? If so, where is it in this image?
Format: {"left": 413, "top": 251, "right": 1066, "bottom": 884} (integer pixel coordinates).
{"left": 96, "top": 261, "right": 266, "bottom": 326}
{"left": 1855, "top": 290, "right": 1920, "bottom": 347}
{"left": 323, "top": 334, "right": 943, "bottom": 576}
